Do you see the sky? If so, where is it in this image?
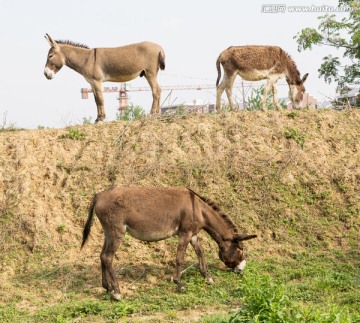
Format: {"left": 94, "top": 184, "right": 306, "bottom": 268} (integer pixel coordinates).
{"left": 0, "top": 0, "right": 350, "bottom": 128}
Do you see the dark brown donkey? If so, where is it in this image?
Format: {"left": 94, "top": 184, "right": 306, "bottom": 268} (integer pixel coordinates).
{"left": 81, "top": 187, "right": 257, "bottom": 300}
{"left": 43, "top": 34, "right": 165, "bottom": 122}
{"left": 216, "top": 45, "right": 308, "bottom": 111}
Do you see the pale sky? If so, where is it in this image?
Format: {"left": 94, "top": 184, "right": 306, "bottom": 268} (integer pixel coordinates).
{"left": 0, "top": 0, "right": 349, "bottom": 128}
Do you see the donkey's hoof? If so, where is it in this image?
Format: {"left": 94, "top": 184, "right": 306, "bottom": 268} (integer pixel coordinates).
{"left": 110, "top": 291, "right": 121, "bottom": 301}
{"left": 206, "top": 277, "right": 214, "bottom": 284}
{"left": 176, "top": 285, "right": 185, "bottom": 293}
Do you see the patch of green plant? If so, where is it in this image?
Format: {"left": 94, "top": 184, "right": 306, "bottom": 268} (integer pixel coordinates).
{"left": 219, "top": 264, "right": 358, "bottom": 323}
{"left": 34, "top": 299, "right": 135, "bottom": 321}
{"left": 58, "top": 128, "right": 86, "bottom": 140}
{"left": 116, "top": 104, "right": 145, "bottom": 121}
{"left": 56, "top": 224, "right": 66, "bottom": 233}
{"left": 284, "top": 127, "right": 306, "bottom": 148}
{"left": 82, "top": 116, "right": 93, "bottom": 125}
{"left": 0, "top": 303, "right": 29, "bottom": 323}
{"left": 287, "top": 111, "right": 298, "bottom": 119}
{"left": 247, "top": 85, "right": 287, "bottom": 111}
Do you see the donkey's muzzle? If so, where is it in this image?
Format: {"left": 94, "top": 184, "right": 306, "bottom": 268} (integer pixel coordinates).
{"left": 234, "top": 259, "right": 246, "bottom": 273}
{"left": 44, "top": 67, "right": 55, "bottom": 80}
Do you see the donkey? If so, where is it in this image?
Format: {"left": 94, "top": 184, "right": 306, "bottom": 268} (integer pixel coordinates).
{"left": 215, "top": 45, "right": 308, "bottom": 111}
{"left": 81, "top": 187, "right": 257, "bottom": 300}
{"left": 43, "top": 34, "right": 165, "bottom": 122}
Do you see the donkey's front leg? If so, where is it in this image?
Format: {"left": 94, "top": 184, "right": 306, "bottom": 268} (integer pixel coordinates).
{"left": 91, "top": 82, "right": 106, "bottom": 123}
{"left": 272, "top": 82, "right": 283, "bottom": 110}
{"left": 190, "top": 235, "right": 214, "bottom": 284}
{"left": 173, "top": 232, "right": 192, "bottom": 292}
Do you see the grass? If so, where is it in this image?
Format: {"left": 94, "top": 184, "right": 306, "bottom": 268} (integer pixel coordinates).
{"left": 1, "top": 249, "right": 359, "bottom": 322}
{"left": 58, "top": 128, "right": 86, "bottom": 140}
{"left": 284, "top": 127, "right": 306, "bottom": 148}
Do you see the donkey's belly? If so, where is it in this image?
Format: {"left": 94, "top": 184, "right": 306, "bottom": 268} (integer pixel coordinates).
{"left": 238, "top": 69, "right": 270, "bottom": 81}
{"left": 126, "top": 225, "right": 179, "bottom": 242}
{"left": 105, "top": 72, "right": 141, "bottom": 82}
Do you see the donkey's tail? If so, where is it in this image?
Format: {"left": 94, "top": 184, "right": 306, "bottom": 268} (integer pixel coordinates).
{"left": 216, "top": 55, "right": 222, "bottom": 87}
{"left": 81, "top": 194, "right": 97, "bottom": 249}
{"left": 159, "top": 49, "right": 166, "bottom": 71}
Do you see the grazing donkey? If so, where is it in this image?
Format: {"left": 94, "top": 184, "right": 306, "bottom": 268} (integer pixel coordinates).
{"left": 81, "top": 187, "right": 257, "bottom": 300}
{"left": 43, "top": 34, "right": 165, "bottom": 122}
{"left": 216, "top": 45, "right": 308, "bottom": 111}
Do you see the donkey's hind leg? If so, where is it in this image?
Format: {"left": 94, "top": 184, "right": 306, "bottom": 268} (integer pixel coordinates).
{"left": 190, "top": 235, "right": 214, "bottom": 284}
{"left": 100, "top": 234, "right": 123, "bottom": 300}
{"left": 224, "top": 73, "right": 237, "bottom": 111}
{"left": 145, "top": 73, "right": 161, "bottom": 114}
{"left": 216, "top": 77, "right": 227, "bottom": 111}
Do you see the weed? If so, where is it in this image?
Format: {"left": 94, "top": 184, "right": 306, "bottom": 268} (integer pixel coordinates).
{"left": 59, "top": 128, "right": 86, "bottom": 140}
{"left": 247, "top": 85, "right": 287, "bottom": 110}
{"left": 56, "top": 224, "right": 66, "bottom": 233}
{"left": 287, "top": 111, "right": 298, "bottom": 119}
{"left": 284, "top": 127, "right": 306, "bottom": 148}
{"left": 82, "top": 116, "right": 93, "bottom": 125}
{"left": 116, "top": 104, "right": 145, "bottom": 121}
{"left": 223, "top": 265, "right": 358, "bottom": 323}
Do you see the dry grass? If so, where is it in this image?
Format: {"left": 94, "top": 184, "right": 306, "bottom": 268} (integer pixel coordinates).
{"left": 0, "top": 109, "right": 359, "bottom": 319}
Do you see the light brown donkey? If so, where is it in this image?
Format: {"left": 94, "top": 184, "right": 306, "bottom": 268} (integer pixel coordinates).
{"left": 81, "top": 187, "right": 257, "bottom": 300}
{"left": 44, "top": 34, "right": 165, "bottom": 122}
{"left": 216, "top": 45, "right": 308, "bottom": 111}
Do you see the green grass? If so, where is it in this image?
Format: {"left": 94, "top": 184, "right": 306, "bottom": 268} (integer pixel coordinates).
{"left": 2, "top": 250, "right": 359, "bottom": 322}
{"left": 284, "top": 127, "right": 306, "bottom": 148}
{"left": 58, "top": 128, "right": 86, "bottom": 140}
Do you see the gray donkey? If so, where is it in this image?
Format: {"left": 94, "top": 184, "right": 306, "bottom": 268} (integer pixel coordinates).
{"left": 44, "top": 34, "right": 165, "bottom": 122}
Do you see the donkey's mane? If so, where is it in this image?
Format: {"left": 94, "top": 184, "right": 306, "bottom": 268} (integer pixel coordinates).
{"left": 188, "top": 188, "right": 238, "bottom": 233}
{"left": 283, "top": 50, "right": 301, "bottom": 84}
{"left": 55, "top": 39, "right": 90, "bottom": 49}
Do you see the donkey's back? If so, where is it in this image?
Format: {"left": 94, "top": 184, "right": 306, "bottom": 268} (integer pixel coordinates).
{"left": 97, "top": 41, "right": 165, "bottom": 82}
{"left": 84, "top": 187, "right": 197, "bottom": 243}
{"left": 216, "top": 45, "right": 285, "bottom": 84}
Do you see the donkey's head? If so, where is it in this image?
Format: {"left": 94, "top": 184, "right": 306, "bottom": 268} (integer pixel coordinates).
{"left": 219, "top": 233, "right": 257, "bottom": 272}
{"left": 44, "top": 34, "right": 65, "bottom": 80}
{"left": 288, "top": 73, "right": 309, "bottom": 109}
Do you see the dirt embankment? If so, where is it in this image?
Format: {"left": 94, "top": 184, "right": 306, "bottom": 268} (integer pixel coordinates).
{"left": 0, "top": 109, "right": 359, "bottom": 301}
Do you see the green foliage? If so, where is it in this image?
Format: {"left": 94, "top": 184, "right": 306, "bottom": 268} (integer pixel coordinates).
{"left": 82, "top": 116, "right": 93, "bottom": 125}
{"left": 222, "top": 265, "right": 357, "bottom": 323}
{"left": 294, "top": 0, "right": 360, "bottom": 90}
{"left": 56, "top": 224, "right": 66, "bottom": 233}
{"left": 34, "top": 300, "right": 135, "bottom": 321}
{"left": 58, "top": 128, "right": 86, "bottom": 140}
{"left": 247, "top": 86, "right": 287, "bottom": 111}
{"left": 284, "top": 127, "right": 306, "bottom": 148}
{"left": 116, "top": 104, "right": 145, "bottom": 121}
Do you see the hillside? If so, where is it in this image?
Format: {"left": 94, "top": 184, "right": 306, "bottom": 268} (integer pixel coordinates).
{"left": 0, "top": 109, "right": 359, "bottom": 321}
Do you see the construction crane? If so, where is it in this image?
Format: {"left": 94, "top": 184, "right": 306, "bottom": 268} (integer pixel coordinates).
{"left": 80, "top": 83, "right": 216, "bottom": 115}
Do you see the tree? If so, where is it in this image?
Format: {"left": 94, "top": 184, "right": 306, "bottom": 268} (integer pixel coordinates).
{"left": 294, "top": 0, "right": 360, "bottom": 91}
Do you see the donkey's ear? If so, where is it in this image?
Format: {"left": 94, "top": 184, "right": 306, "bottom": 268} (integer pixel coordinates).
{"left": 301, "top": 73, "right": 309, "bottom": 84}
{"left": 45, "top": 34, "right": 57, "bottom": 48}
{"left": 234, "top": 234, "right": 257, "bottom": 241}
